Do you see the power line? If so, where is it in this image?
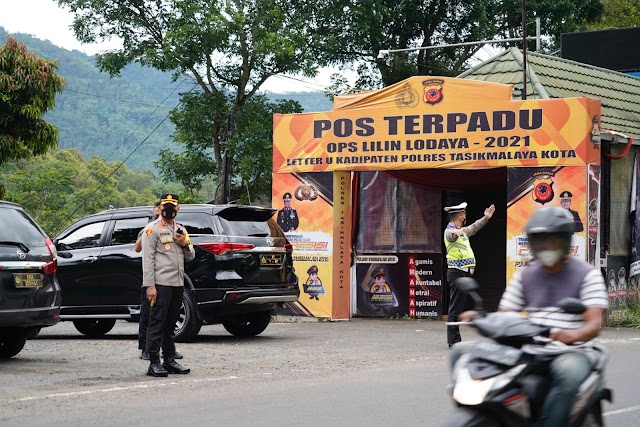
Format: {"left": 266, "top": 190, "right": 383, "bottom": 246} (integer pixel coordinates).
{"left": 101, "top": 78, "right": 189, "bottom": 163}
{"left": 63, "top": 88, "right": 177, "bottom": 108}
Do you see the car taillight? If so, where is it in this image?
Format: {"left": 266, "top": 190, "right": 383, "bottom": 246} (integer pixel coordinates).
{"left": 43, "top": 237, "right": 57, "bottom": 275}
{"left": 226, "top": 292, "right": 242, "bottom": 299}
{"left": 197, "top": 242, "right": 256, "bottom": 255}
{"left": 284, "top": 243, "right": 293, "bottom": 251}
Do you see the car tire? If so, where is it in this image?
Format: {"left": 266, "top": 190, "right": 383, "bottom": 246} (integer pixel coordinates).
{"left": 26, "top": 327, "right": 41, "bottom": 339}
{"left": 174, "top": 289, "right": 202, "bottom": 343}
{"left": 73, "top": 319, "right": 117, "bottom": 337}
{"left": 222, "top": 311, "right": 272, "bottom": 337}
{"left": 0, "top": 328, "right": 28, "bottom": 358}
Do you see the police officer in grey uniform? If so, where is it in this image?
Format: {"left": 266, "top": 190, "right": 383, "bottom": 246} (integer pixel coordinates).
{"left": 277, "top": 192, "right": 299, "bottom": 231}
{"left": 134, "top": 201, "right": 183, "bottom": 361}
{"left": 141, "top": 193, "right": 195, "bottom": 377}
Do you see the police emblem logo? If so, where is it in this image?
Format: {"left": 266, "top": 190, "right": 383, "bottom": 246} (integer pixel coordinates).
{"left": 146, "top": 228, "right": 153, "bottom": 236}
{"left": 164, "top": 243, "right": 171, "bottom": 250}
{"left": 531, "top": 171, "right": 555, "bottom": 205}
{"left": 294, "top": 182, "right": 319, "bottom": 201}
{"left": 395, "top": 83, "right": 419, "bottom": 108}
{"left": 422, "top": 79, "right": 444, "bottom": 105}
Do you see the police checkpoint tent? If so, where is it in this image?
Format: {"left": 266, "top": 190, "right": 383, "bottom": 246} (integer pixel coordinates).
{"left": 460, "top": 47, "right": 640, "bottom": 318}
{"left": 271, "top": 72, "right": 603, "bottom": 321}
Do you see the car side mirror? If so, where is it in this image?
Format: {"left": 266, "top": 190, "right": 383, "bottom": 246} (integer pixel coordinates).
{"left": 57, "top": 251, "right": 72, "bottom": 259}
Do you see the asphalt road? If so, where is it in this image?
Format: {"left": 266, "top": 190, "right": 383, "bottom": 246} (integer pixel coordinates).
{"left": 1, "top": 319, "right": 639, "bottom": 426}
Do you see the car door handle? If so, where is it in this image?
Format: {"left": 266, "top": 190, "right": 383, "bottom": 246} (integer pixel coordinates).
{"left": 82, "top": 256, "right": 98, "bottom": 263}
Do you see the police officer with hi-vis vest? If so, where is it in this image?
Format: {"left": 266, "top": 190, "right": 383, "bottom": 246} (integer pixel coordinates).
{"left": 444, "top": 201, "right": 495, "bottom": 347}
{"left": 141, "top": 193, "right": 195, "bottom": 377}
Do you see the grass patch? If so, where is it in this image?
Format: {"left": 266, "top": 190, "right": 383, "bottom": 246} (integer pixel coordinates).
{"left": 605, "top": 298, "right": 640, "bottom": 328}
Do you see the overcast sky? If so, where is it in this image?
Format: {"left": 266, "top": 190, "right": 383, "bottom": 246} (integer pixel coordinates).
{"left": 0, "top": 0, "right": 333, "bottom": 92}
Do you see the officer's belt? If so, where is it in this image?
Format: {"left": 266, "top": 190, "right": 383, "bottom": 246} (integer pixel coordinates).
{"left": 450, "top": 266, "right": 475, "bottom": 275}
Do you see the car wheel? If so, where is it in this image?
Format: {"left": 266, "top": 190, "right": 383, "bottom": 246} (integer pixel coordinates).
{"left": 26, "top": 327, "right": 41, "bottom": 339}
{"left": 222, "top": 311, "right": 272, "bottom": 337}
{"left": 73, "top": 319, "right": 117, "bottom": 337}
{"left": 174, "top": 289, "right": 202, "bottom": 343}
{"left": 0, "top": 328, "right": 28, "bottom": 358}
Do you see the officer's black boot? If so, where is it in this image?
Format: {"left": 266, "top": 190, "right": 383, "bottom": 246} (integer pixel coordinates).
{"left": 163, "top": 355, "right": 190, "bottom": 374}
{"left": 147, "top": 353, "right": 168, "bottom": 377}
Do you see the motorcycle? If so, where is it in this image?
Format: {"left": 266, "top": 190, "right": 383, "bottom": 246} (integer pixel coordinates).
{"left": 443, "top": 277, "right": 612, "bottom": 427}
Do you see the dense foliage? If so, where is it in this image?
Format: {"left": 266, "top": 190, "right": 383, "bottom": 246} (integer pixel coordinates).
{"left": 157, "top": 92, "right": 302, "bottom": 204}
{"left": 592, "top": 0, "right": 640, "bottom": 28}
{"left": 2, "top": 149, "right": 174, "bottom": 236}
{"left": 0, "top": 35, "right": 66, "bottom": 197}
{"left": 321, "top": 0, "right": 605, "bottom": 92}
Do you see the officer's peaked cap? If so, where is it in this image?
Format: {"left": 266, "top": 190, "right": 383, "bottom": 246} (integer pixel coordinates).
{"left": 160, "top": 193, "right": 179, "bottom": 205}
{"left": 371, "top": 267, "right": 386, "bottom": 278}
{"left": 444, "top": 202, "right": 467, "bottom": 213}
{"left": 559, "top": 191, "right": 573, "bottom": 199}
{"left": 283, "top": 192, "right": 292, "bottom": 200}
{"left": 307, "top": 265, "right": 318, "bottom": 274}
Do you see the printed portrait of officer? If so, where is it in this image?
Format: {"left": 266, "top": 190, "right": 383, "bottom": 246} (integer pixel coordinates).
{"left": 367, "top": 267, "right": 399, "bottom": 312}
{"left": 559, "top": 191, "right": 584, "bottom": 232}
{"left": 370, "top": 267, "right": 391, "bottom": 294}
{"left": 277, "top": 192, "right": 299, "bottom": 232}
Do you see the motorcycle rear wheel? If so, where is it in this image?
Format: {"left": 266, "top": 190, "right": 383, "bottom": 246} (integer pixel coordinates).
{"left": 442, "top": 407, "right": 500, "bottom": 427}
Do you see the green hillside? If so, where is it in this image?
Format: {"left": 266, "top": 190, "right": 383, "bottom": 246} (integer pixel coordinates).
{"left": 1, "top": 28, "right": 332, "bottom": 172}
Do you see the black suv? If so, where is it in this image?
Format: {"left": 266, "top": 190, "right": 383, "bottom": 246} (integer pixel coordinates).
{"left": 0, "top": 201, "right": 61, "bottom": 358}
{"left": 53, "top": 204, "right": 299, "bottom": 342}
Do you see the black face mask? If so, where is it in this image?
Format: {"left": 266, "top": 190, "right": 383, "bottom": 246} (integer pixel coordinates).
{"left": 161, "top": 206, "right": 177, "bottom": 219}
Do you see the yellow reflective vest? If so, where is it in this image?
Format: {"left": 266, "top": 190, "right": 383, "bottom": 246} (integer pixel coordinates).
{"left": 444, "top": 223, "right": 476, "bottom": 269}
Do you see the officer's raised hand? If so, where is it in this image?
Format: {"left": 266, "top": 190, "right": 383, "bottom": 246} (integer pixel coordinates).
{"left": 484, "top": 204, "right": 496, "bottom": 219}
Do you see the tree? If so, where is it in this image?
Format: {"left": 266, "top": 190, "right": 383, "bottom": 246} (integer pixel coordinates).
{"left": 4, "top": 149, "right": 160, "bottom": 235}
{"left": 321, "top": 0, "right": 604, "bottom": 91}
{"left": 156, "top": 92, "right": 302, "bottom": 204}
{"left": 57, "top": 0, "right": 334, "bottom": 203}
{"left": 0, "top": 36, "right": 66, "bottom": 197}
{"left": 591, "top": 0, "right": 640, "bottom": 28}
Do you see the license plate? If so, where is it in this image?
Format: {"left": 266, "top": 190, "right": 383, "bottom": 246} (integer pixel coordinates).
{"left": 13, "top": 272, "right": 43, "bottom": 288}
{"left": 260, "top": 254, "right": 282, "bottom": 266}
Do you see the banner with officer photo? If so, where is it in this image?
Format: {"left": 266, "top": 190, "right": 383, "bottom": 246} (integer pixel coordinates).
{"left": 506, "top": 166, "right": 589, "bottom": 281}
{"left": 273, "top": 76, "right": 601, "bottom": 173}
{"left": 355, "top": 253, "right": 442, "bottom": 318}
{"left": 272, "top": 171, "right": 351, "bottom": 319}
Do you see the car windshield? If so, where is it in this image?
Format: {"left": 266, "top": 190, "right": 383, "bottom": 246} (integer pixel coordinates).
{"left": 0, "top": 207, "right": 46, "bottom": 248}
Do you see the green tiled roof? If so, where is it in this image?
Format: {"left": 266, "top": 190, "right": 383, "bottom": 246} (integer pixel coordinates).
{"left": 458, "top": 47, "right": 640, "bottom": 138}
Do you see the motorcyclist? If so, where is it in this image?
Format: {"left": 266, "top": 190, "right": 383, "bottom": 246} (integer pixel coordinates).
{"left": 451, "top": 206, "right": 608, "bottom": 426}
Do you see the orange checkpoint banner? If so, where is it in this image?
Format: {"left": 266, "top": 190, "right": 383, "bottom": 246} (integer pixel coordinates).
{"left": 332, "top": 171, "right": 351, "bottom": 320}
{"left": 272, "top": 173, "right": 334, "bottom": 318}
{"left": 506, "top": 166, "right": 589, "bottom": 281}
{"left": 273, "top": 77, "right": 601, "bottom": 173}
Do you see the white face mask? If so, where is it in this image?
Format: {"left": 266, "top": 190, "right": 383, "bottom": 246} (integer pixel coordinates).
{"left": 536, "top": 250, "right": 565, "bottom": 267}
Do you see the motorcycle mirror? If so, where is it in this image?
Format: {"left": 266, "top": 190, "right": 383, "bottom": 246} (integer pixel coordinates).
{"left": 454, "top": 277, "right": 479, "bottom": 293}
{"left": 558, "top": 298, "right": 586, "bottom": 314}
